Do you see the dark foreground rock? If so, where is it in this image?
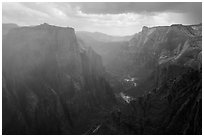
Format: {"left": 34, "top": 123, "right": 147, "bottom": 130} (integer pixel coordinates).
{"left": 91, "top": 69, "right": 202, "bottom": 135}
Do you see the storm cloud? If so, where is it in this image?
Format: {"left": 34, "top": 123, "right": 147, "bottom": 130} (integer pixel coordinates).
{"left": 70, "top": 2, "right": 201, "bottom": 14}
{"left": 70, "top": 2, "right": 202, "bottom": 23}
{"left": 2, "top": 2, "right": 202, "bottom": 36}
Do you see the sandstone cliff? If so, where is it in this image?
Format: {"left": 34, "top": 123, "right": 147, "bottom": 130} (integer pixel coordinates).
{"left": 86, "top": 24, "right": 202, "bottom": 135}
{"left": 2, "top": 23, "right": 116, "bottom": 134}
{"left": 124, "top": 23, "right": 202, "bottom": 96}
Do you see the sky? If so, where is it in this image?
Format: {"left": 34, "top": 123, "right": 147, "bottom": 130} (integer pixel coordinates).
{"left": 2, "top": 2, "right": 202, "bottom": 36}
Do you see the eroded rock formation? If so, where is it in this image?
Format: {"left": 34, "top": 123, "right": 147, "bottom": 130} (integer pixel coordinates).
{"left": 2, "top": 23, "right": 116, "bottom": 134}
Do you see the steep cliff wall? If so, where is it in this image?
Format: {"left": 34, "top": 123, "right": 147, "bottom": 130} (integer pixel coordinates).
{"left": 88, "top": 24, "right": 202, "bottom": 135}
{"left": 2, "top": 23, "right": 116, "bottom": 134}
{"left": 124, "top": 23, "right": 202, "bottom": 96}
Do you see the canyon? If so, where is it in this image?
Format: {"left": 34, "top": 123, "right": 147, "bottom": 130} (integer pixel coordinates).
{"left": 2, "top": 23, "right": 202, "bottom": 134}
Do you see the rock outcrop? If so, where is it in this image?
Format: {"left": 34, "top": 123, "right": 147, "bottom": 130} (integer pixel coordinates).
{"left": 2, "top": 23, "right": 116, "bottom": 134}
{"left": 124, "top": 23, "right": 202, "bottom": 96}
{"left": 86, "top": 24, "right": 202, "bottom": 135}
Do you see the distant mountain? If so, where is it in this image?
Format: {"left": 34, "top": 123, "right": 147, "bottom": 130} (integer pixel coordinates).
{"left": 76, "top": 31, "right": 133, "bottom": 42}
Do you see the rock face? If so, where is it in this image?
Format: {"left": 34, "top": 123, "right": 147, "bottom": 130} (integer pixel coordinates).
{"left": 2, "top": 23, "right": 116, "bottom": 134}
{"left": 89, "top": 24, "right": 202, "bottom": 135}
{"left": 121, "top": 24, "right": 202, "bottom": 96}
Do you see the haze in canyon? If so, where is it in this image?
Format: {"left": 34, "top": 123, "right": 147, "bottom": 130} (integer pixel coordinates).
{"left": 2, "top": 2, "right": 202, "bottom": 135}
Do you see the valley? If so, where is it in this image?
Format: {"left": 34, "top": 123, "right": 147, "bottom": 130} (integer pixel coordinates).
{"left": 2, "top": 22, "right": 202, "bottom": 135}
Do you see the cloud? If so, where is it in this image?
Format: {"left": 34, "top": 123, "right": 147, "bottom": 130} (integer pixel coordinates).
{"left": 70, "top": 2, "right": 201, "bottom": 14}
{"left": 70, "top": 2, "right": 202, "bottom": 24}
{"left": 2, "top": 2, "right": 202, "bottom": 36}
